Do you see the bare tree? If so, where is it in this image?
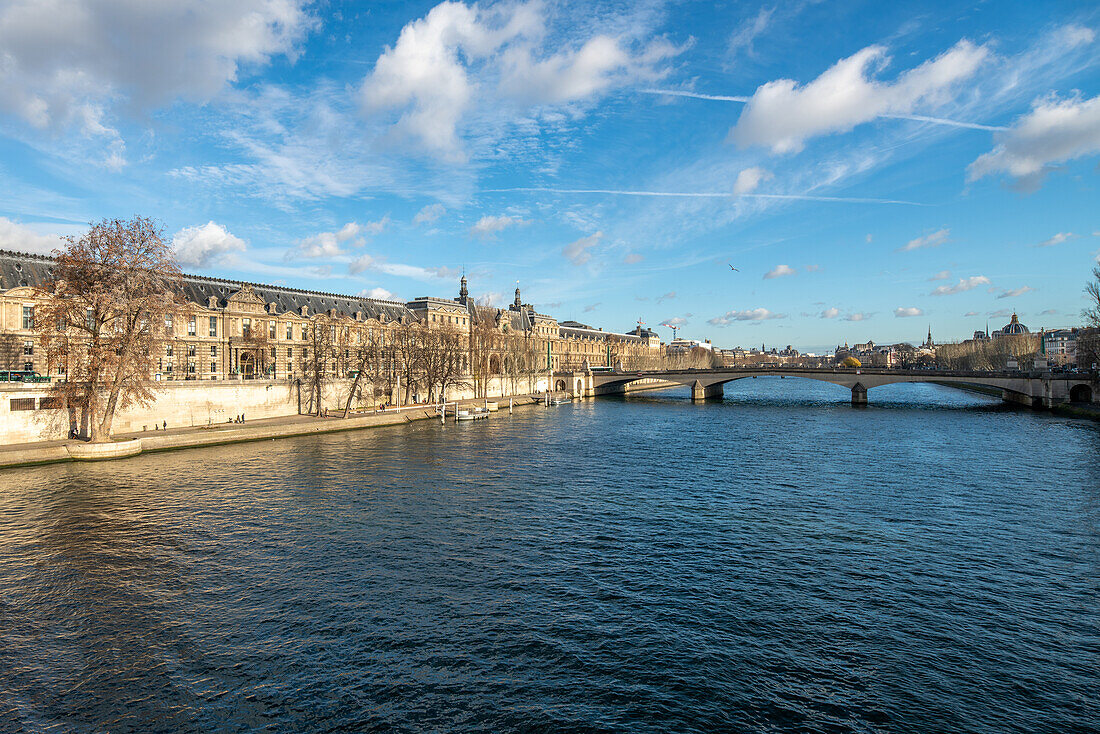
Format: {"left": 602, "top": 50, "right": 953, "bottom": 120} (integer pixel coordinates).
{"left": 467, "top": 311, "right": 500, "bottom": 398}
{"left": 389, "top": 318, "right": 424, "bottom": 405}
{"left": 35, "top": 216, "right": 183, "bottom": 442}
{"left": 1085, "top": 265, "right": 1100, "bottom": 328}
{"left": 342, "top": 325, "right": 385, "bottom": 417}
{"left": 420, "top": 325, "right": 470, "bottom": 402}
{"left": 1076, "top": 266, "right": 1100, "bottom": 369}
{"left": 297, "top": 314, "right": 334, "bottom": 415}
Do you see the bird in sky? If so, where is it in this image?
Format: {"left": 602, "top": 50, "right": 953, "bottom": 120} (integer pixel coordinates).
{"left": 729, "top": 264, "right": 739, "bottom": 271}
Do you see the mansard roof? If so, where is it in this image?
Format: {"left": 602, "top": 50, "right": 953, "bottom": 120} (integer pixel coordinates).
{"left": 0, "top": 249, "right": 411, "bottom": 321}
{"left": 559, "top": 321, "right": 644, "bottom": 343}
{"left": 0, "top": 250, "right": 56, "bottom": 290}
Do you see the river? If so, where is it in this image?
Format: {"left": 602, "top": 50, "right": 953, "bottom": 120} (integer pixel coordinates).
{"left": 1, "top": 379, "right": 1097, "bottom": 732}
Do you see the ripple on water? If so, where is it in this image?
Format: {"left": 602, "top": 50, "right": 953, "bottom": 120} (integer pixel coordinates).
{"left": 0, "top": 381, "right": 1098, "bottom": 732}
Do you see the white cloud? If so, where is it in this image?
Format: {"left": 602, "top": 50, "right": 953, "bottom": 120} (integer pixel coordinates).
{"left": 358, "top": 216, "right": 391, "bottom": 236}
{"left": 996, "top": 286, "right": 1034, "bottom": 299}
{"left": 709, "top": 308, "right": 785, "bottom": 325}
{"left": 359, "top": 287, "right": 397, "bottom": 301}
{"left": 295, "top": 232, "right": 345, "bottom": 259}
{"left": 844, "top": 312, "right": 870, "bottom": 321}
{"left": 968, "top": 93, "right": 1100, "bottom": 191}
{"left": 929, "top": 270, "right": 952, "bottom": 281}
{"left": 0, "top": 217, "right": 64, "bottom": 255}
{"left": 963, "top": 311, "right": 979, "bottom": 317}
{"left": 360, "top": 1, "right": 680, "bottom": 160}
{"left": 656, "top": 291, "right": 676, "bottom": 304}
{"left": 728, "top": 7, "right": 773, "bottom": 59}
{"left": 292, "top": 219, "right": 381, "bottom": 259}
{"left": 623, "top": 252, "right": 644, "bottom": 264}
{"left": 499, "top": 34, "right": 680, "bottom": 104}
{"left": 0, "top": 0, "right": 312, "bottom": 162}
{"left": 894, "top": 307, "right": 924, "bottom": 317}
{"left": 413, "top": 203, "right": 446, "bottom": 225}
{"left": 172, "top": 222, "right": 246, "bottom": 268}
{"left": 350, "top": 254, "right": 456, "bottom": 281}
{"left": 764, "top": 264, "right": 795, "bottom": 279}
{"left": 821, "top": 307, "right": 840, "bottom": 319}
{"left": 900, "top": 228, "right": 950, "bottom": 252}
{"left": 478, "top": 291, "right": 503, "bottom": 306}
{"left": 730, "top": 40, "right": 988, "bottom": 153}
{"left": 563, "top": 231, "right": 602, "bottom": 265}
{"left": 805, "top": 264, "right": 821, "bottom": 272}
{"left": 469, "top": 214, "right": 527, "bottom": 238}
{"left": 931, "top": 275, "right": 990, "bottom": 295}
{"left": 661, "top": 316, "right": 688, "bottom": 326}
{"left": 733, "top": 166, "right": 772, "bottom": 195}
{"left": 865, "top": 234, "right": 873, "bottom": 243}
{"left": 1035, "top": 232, "right": 1075, "bottom": 247}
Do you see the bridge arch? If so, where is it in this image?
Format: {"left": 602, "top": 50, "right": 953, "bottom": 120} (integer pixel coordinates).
{"left": 588, "top": 369, "right": 1048, "bottom": 407}
{"left": 1070, "top": 384, "right": 1093, "bottom": 403}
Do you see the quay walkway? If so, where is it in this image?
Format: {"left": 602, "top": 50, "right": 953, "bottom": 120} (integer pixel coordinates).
{"left": 0, "top": 394, "right": 552, "bottom": 470}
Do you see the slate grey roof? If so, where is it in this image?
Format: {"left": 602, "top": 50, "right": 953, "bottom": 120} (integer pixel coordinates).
{"left": 0, "top": 250, "right": 412, "bottom": 321}
{"left": 0, "top": 250, "right": 56, "bottom": 290}
{"left": 559, "top": 322, "right": 643, "bottom": 343}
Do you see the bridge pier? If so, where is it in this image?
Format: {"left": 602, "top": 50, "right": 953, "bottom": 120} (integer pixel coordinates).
{"left": 691, "top": 380, "right": 724, "bottom": 401}
{"left": 851, "top": 383, "right": 867, "bottom": 407}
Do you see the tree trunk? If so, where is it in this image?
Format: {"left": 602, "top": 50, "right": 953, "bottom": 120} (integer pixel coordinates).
{"left": 342, "top": 371, "right": 364, "bottom": 418}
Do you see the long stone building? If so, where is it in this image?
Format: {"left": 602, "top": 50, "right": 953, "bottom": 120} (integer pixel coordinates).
{"left": 0, "top": 249, "right": 662, "bottom": 385}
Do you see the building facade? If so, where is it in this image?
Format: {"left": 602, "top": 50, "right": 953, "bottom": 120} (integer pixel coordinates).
{"left": 1043, "top": 328, "right": 1077, "bottom": 366}
{"left": 0, "top": 250, "right": 661, "bottom": 389}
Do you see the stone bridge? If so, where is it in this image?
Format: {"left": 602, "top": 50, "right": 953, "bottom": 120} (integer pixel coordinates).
{"left": 553, "top": 367, "right": 1098, "bottom": 408}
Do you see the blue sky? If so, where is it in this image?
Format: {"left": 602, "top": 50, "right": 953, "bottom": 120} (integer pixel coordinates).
{"left": 0, "top": 0, "right": 1098, "bottom": 353}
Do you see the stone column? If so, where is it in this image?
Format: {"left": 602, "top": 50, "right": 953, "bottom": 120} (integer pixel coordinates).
{"left": 851, "top": 382, "right": 867, "bottom": 406}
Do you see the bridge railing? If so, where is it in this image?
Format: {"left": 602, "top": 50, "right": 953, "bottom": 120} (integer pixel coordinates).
{"left": 605, "top": 366, "right": 1097, "bottom": 381}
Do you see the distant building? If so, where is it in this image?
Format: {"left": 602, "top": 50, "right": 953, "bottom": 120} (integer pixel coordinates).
{"left": 992, "top": 312, "right": 1029, "bottom": 338}
{"left": 1043, "top": 328, "right": 1077, "bottom": 366}
{"left": 668, "top": 337, "right": 712, "bottom": 353}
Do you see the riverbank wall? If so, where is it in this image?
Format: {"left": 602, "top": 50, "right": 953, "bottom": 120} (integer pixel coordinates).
{"left": 0, "top": 394, "right": 553, "bottom": 470}
{"left": 0, "top": 375, "right": 550, "bottom": 445}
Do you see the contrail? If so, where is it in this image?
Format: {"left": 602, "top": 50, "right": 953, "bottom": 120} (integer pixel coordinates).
{"left": 483, "top": 187, "right": 925, "bottom": 206}
{"left": 878, "top": 113, "right": 1008, "bottom": 131}
{"left": 641, "top": 88, "right": 1005, "bottom": 131}
{"left": 640, "top": 88, "right": 751, "bottom": 103}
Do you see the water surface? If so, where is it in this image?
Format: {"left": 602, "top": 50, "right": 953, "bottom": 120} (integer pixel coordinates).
{"left": 1, "top": 380, "right": 1098, "bottom": 732}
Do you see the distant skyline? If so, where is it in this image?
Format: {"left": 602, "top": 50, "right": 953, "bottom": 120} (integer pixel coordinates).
{"left": 0, "top": 0, "right": 1097, "bottom": 353}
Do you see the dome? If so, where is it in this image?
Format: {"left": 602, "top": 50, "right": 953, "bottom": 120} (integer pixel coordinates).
{"left": 1001, "top": 312, "right": 1028, "bottom": 335}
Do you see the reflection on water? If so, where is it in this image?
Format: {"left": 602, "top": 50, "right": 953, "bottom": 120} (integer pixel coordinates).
{"left": 1, "top": 381, "right": 1098, "bottom": 732}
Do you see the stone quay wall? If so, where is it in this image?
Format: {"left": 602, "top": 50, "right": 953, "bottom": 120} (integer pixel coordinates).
{"left": 0, "top": 374, "right": 550, "bottom": 444}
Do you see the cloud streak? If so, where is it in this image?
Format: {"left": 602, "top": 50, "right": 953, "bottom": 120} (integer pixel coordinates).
{"left": 642, "top": 88, "right": 1004, "bottom": 131}
{"left": 931, "top": 275, "right": 990, "bottom": 295}
{"left": 900, "top": 228, "right": 950, "bottom": 251}
{"left": 485, "top": 187, "right": 925, "bottom": 206}
{"left": 709, "top": 308, "right": 786, "bottom": 325}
